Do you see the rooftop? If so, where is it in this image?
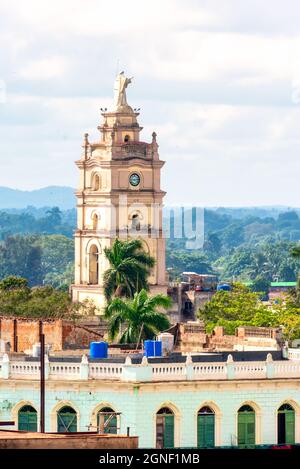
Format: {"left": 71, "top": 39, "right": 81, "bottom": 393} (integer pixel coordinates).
{"left": 1, "top": 349, "right": 300, "bottom": 383}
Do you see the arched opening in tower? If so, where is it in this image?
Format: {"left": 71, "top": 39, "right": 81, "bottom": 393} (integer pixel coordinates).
{"left": 89, "top": 244, "right": 99, "bottom": 284}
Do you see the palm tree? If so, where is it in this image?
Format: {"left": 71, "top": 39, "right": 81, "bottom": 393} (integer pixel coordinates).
{"left": 103, "top": 238, "right": 155, "bottom": 301}
{"left": 105, "top": 289, "right": 171, "bottom": 344}
{"left": 291, "top": 245, "right": 300, "bottom": 259}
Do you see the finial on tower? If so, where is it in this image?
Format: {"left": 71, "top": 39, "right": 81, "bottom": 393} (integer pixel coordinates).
{"left": 83, "top": 133, "right": 90, "bottom": 160}
{"left": 84, "top": 133, "right": 89, "bottom": 145}
{"left": 152, "top": 131, "right": 157, "bottom": 143}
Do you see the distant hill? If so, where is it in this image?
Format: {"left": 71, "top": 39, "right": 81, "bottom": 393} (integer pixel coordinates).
{"left": 0, "top": 186, "right": 299, "bottom": 218}
{"left": 0, "top": 186, "right": 76, "bottom": 210}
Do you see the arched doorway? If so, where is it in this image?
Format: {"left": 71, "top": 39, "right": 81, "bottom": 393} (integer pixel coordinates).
{"left": 197, "top": 406, "right": 215, "bottom": 448}
{"left": 97, "top": 407, "right": 118, "bottom": 434}
{"left": 237, "top": 405, "right": 255, "bottom": 448}
{"left": 277, "top": 404, "right": 295, "bottom": 444}
{"left": 57, "top": 406, "right": 77, "bottom": 433}
{"left": 18, "top": 405, "right": 37, "bottom": 432}
{"left": 156, "top": 407, "right": 174, "bottom": 449}
{"left": 89, "top": 244, "right": 99, "bottom": 284}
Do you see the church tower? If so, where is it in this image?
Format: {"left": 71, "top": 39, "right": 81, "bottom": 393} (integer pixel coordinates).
{"left": 71, "top": 73, "right": 167, "bottom": 311}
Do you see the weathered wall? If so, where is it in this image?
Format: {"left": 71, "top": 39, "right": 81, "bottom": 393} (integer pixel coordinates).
{"left": 176, "top": 323, "right": 282, "bottom": 352}
{"left": 0, "top": 378, "right": 300, "bottom": 448}
{"left": 0, "top": 317, "right": 102, "bottom": 352}
{"left": 62, "top": 324, "right": 103, "bottom": 350}
{"left": 0, "top": 433, "right": 138, "bottom": 449}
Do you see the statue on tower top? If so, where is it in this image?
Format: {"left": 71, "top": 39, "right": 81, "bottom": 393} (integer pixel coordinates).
{"left": 113, "top": 71, "right": 133, "bottom": 110}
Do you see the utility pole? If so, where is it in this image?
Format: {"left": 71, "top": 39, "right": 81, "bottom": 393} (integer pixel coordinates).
{"left": 40, "top": 333, "right": 45, "bottom": 433}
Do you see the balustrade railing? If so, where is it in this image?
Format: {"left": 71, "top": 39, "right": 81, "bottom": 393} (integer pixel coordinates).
{"left": 89, "top": 363, "right": 123, "bottom": 379}
{"left": 49, "top": 362, "right": 81, "bottom": 380}
{"left": 0, "top": 351, "right": 300, "bottom": 382}
{"left": 152, "top": 363, "right": 186, "bottom": 381}
{"left": 288, "top": 348, "right": 300, "bottom": 360}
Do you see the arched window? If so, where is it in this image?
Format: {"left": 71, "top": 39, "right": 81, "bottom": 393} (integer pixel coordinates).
{"left": 124, "top": 135, "right": 130, "bottom": 143}
{"left": 278, "top": 404, "right": 295, "bottom": 444}
{"left": 18, "top": 405, "right": 37, "bottom": 432}
{"left": 156, "top": 407, "right": 174, "bottom": 449}
{"left": 57, "top": 406, "right": 77, "bottom": 433}
{"left": 89, "top": 244, "right": 99, "bottom": 285}
{"left": 237, "top": 405, "right": 255, "bottom": 448}
{"left": 97, "top": 407, "right": 118, "bottom": 434}
{"left": 197, "top": 406, "right": 215, "bottom": 448}
{"left": 92, "top": 213, "right": 98, "bottom": 230}
{"left": 94, "top": 174, "right": 101, "bottom": 191}
{"left": 131, "top": 213, "right": 141, "bottom": 231}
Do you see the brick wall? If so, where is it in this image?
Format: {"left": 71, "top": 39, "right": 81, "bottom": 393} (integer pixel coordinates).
{"left": 174, "top": 323, "right": 283, "bottom": 352}
{"left": 62, "top": 323, "right": 102, "bottom": 350}
{"left": 0, "top": 317, "right": 103, "bottom": 352}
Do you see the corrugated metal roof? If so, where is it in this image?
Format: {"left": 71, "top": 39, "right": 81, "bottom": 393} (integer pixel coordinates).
{"left": 270, "top": 282, "right": 297, "bottom": 287}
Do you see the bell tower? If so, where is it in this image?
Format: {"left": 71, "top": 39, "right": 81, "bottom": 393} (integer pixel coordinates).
{"left": 71, "top": 73, "right": 167, "bottom": 311}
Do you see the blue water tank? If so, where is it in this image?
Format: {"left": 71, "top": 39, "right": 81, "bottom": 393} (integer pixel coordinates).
{"left": 217, "top": 283, "right": 231, "bottom": 291}
{"left": 144, "top": 340, "right": 162, "bottom": 358}
{"left": 90, "top": 341, "right": 108, "bottom": 359}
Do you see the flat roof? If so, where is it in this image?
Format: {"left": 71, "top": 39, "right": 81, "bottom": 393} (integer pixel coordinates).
{"left": 0, "top": 431, "right": 130, "bottom": 440}
{"left": 19, "top": 350, "right": 285, "bottom": 364}
{"left": 270, "top": 282, "right": 297, "bottom": 287}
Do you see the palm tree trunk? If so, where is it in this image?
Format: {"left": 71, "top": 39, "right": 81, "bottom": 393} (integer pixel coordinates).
{"left": 115, "top": 284, "right": 123, "bottom": 297}
{"left": 136, "top": 323, "right": 144, "bottom": 350}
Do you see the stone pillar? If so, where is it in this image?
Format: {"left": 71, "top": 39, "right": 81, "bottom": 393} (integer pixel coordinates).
{"left": 122, "top": 356, "right": 153, "bottom": 382}
{"left": 185, "top": 353, "right": 194, "bottom": 380}
{"left": 80, "top": 354, "right": 89, "bottom": 380}
{"left": 226, "top": 354, "right": 235, "bottom": 380}
{"left": 1, "top": 353, "right": 9, "bottom": 379}
{"left": 266, "top": 353, "right": 274, "bottom": 379}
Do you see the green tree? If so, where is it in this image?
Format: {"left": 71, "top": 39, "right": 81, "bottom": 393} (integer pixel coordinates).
{"left": 203, "top": 232, "right": 222, "bottom": 259}
{"left": 250, "top": 276, "right": 270, "bottom": 296}
{"left": 198, "top": 283, "right": 272, "bottom": 333}
{"left": 105, "top": 288, "right": 171, "bottom": 344}
{"left": 0, "top": 276, "right": 29, "bottom": 290}
{"left": 45, "top": 207, "right": 62, "bottom": 226}
{"left": 166, "top": 250, "right": 214, "bottom": 278}
{"left": 0, "top": 277, "right": 80, "bottom": 318}
{"left": 0, "top": 235, "right": 43, "bottom": 285}
{"left": 103, "top": 239, "right": 155, "bottom": 301}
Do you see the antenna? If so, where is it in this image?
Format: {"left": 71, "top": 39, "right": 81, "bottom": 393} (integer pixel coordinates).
{"left": 115, "top": 58, "right": 120, "bottom": 76}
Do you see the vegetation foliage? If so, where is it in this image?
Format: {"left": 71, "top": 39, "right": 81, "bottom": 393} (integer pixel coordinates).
{"left": 198, "top": 283, "right": 300, "bottom": 341}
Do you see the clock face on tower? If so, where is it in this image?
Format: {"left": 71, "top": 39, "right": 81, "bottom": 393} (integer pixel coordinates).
{"left": 129, "top": 173, "right": 140, "bottom": 187}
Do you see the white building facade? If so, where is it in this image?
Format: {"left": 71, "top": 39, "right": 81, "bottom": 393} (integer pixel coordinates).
{"left": 1, "top": 350, "right": 300, "bottom": 448}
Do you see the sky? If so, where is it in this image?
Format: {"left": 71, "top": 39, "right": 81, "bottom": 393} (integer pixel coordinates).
{"left": 0, "top": 0, "right": 300, "bottom": 207}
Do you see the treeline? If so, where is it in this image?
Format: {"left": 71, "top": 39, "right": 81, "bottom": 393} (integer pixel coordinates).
{"left": 166, "top": 241, "right": 300, "bottom": 286}
{"left": 0, "top": 207, "right": 75, "bottom": 239}
{"left": 167, "top": 209, "right": 300, "bottom": 284}
{"left": 0, "top": 207, "right": 300, "bottom": 288}
{"left": 0, "top": 234, "right": 74, "bottom": 289}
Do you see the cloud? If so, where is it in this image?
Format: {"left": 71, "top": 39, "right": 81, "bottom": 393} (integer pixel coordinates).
{"left": 0, "top": 0, "right": 299, "bottom": 206}
{"left": 19, "top": 56, "right": 69, "bottom": 80}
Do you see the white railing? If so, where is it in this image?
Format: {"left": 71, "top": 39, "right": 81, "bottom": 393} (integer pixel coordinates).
{"left": 152, "top": 363, "right": 186, "bottom": 381}
{"left": 10, "top": 361, "right": 40, "bottom": 379}
{"left": 2, "top": 353, "right": 300, "bottom": 382}
{"left": 192, "top": 363, "right": 227, "bottom": 380}
{"left": 288, "top": 348, "right": 300, "bottom": 360}
{"left": 89, "top": 363, "right": 123, "bottom": 380}
{"left": 233, "top": 362, "right": 267, "bottom": 379}
{"left": 49, "top": 362, "right": 81, "bottom": 380}
{"left": 274, "top": 362, "right": 300, "bottom": 378}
